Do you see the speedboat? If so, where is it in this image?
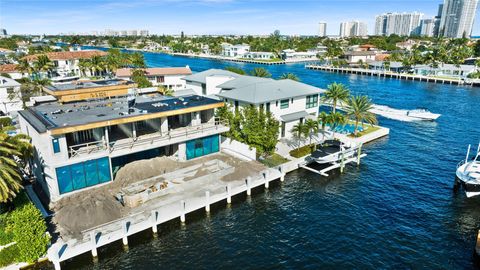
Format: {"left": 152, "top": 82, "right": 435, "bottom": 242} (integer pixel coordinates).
{"left": 455, "top": 144, "right": 480, "bottom": 197}
{"left": 310, "top": 140, "right": 355, "bottom": 164}
{"left": 406, "top": 108, "right": 441, "bottom": 121}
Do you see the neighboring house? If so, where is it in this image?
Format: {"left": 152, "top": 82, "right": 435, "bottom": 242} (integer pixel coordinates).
{"left": 344, "top": 51, "right": 377, "bottom": 64}
{"left": 243, "top": 51, "right": 275, "bottom": 60}
{"left": 18, "top": 92, "right": 227, "bottom": 202}
{"left": 396, "top": 40, "right": 418, "bottom": 50}
{"left": 221, "top": 43, "right": 250, "bottom": 58}
{"left": 368, "top": 61, "right": 405, "bottom": 72}
{"left": 414, "top": 64, "right": 476, "bottom": 78}
{"left": 0, "top": 64, "right": 28, "bottom": 79}
{"left": 23, "top": 50, "right": 108, "bottom": 78}
{"left": 281, "top": 49, "right": 317, "bottom": 60}
{"left": 184, "top": 69, "right": 324, "bottom": 138}
{"left": 0, "top": 76, "right": 22, "bottom": 115}
{"left": 116, "top": 67, "right": 192, "bottom": 90}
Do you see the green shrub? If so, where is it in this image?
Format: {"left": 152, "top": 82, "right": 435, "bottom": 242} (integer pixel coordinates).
{"left": 0, "top": 244, "right": 20, "bottom": 267}
{"left": 259, "top": 153, "right": 289, "bottom": 167}
{"left": 290, "top": 144, "right": 315, "bottom": 158}
{"left": 6, "top": 203, "right": 50, "bottom": 263}
{"left": 0, "top": 216, "right": 14, "bottom": 245}
{"left": 0, "top": 117, "right": 12, "bottom": 128}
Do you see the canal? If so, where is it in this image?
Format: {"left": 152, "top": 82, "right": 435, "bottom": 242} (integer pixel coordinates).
{"left": 59, "top": 49, "right": 480, "bottom": 269}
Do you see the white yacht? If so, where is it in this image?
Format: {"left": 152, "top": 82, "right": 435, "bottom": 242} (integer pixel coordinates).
{"left": 310, "top": 140, "right": 355, "bottom": 164}
{"left": 369, "top": 105, "right": 441, "bottom": 122}
{"left": 455, "top": 144, "right": 480, "bottom": 198}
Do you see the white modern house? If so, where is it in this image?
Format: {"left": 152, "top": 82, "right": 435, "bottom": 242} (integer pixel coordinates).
{"left": 243, "top": 51, "right": 276, "bottom": 60}
{"left": 0, "top": 76, "right": 22, "bottom": 115}
{"left": 281, "top": 49, "right": 317, "bottom": 60}
{"left": 344, "top": 51, "right": 377, "bottom": 64}
{"left": 221, "top": 43, "right": 250, "bottom": 58}
{"left": 116, "top": 66, "right": 192, "bottom": 90}
{"left": 183, "top": 69, "right": 324, "bottom": 138}
{"left": 23, "top": 50, "right": 108, "bottom": 78}
{"left": 18, "top": 80, "right": 228, "bottom": 202}
{"left": 414, "top": 64, "right": 476, "bottom": 78}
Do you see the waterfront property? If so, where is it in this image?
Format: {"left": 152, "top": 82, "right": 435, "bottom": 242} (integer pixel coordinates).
{"left": 18, "top": 93, "right": 227, "bottom": 202}
{"left": 183, "top": 69, "right": 323, "bottom": 138}
{"left": 23, "top": 50, "right": 108, "bottom": 78}
{"left": 0, "top": 75, "right": 22, "bottom": 115}
{"left": 343, "top": 51, "right": 376, "bottom": 64}
{"left": 221, "top": 43, "right": 250, "bottom": 58}
{"left": 413, "top": 64, "right": 476, "bottom": 78}
{"left": 243, "top": 51, "right": 276, "bottom": 60}
{"left": 115, "top": 66, "right": 192, "bottom": 90}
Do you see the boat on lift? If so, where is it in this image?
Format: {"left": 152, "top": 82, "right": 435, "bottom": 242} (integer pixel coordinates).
{"left": 455, "top": 143, "right": 480, "bottom": 197}
{"left": 310, "top": 140, "right": 355, "bottom": 164}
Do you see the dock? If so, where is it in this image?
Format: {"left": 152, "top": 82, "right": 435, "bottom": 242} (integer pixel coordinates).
{"left": 305, "top": 64, "right": 479, "bottom": 87}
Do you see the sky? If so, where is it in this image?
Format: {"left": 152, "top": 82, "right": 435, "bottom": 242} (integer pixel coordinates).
{"left": 0, "top": 0, "right": 479, "bottom": 36}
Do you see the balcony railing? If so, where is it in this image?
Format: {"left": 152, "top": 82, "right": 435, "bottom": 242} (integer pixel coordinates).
{"left": 67, "top": 119, "right": 228, "bottom": 158}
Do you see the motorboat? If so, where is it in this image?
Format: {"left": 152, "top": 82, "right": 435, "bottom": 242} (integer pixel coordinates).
{"left": 310, "top": 140, "right": 355, "bottom": 164}
{"left": 369, "top": 104, "right": 441, "bottom": 122}
{"left": 405, "top": 108, "right": 441, "bottom": 121}
{"left": 455, "top": 143, "right": 480, "bottom": 197}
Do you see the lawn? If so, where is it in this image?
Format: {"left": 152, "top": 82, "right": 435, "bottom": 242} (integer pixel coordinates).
{"left": 347, "top": 124, "right": 380, "bottom": 138}
{"left": 259, "top": 153, "right": 290, "bottom": 167}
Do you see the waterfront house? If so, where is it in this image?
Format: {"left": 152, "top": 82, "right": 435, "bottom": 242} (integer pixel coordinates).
{"left": 243, "top": 51, "right": 276, "bottom": 60}
{"left": 221, "top": 43, "right": 250, "bottom": 58}
{"left": 116, "top": 67, "right": 192, "bottom": 90}
{"left": 368, "top": 61, "right": 405, "bottom": 72}
{"left": 344, "top": 51, "right": 376, "bottom": 64}
{"left": 281, "top": 49, "right": 317, "bottom": 60}
{"left": 183, "top": 69, "right": 324, "bottom": 138}
{"left": 0, "top": 63, "right": 27, "bottom": 79}
{"left": 23, "top": 50, "right": 108, "bottom": 78}
{"left": 18, "top": 90, "right": 228, "bottom": 202}
{"left": 413, "top": 64, "right": 476, "bottom": 78}
{"left": 0, "top": 75, "right": 22, "bottom": 115}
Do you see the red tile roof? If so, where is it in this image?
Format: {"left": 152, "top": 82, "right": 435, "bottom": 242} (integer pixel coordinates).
{"left": 23, "top": 50, "right": 107, "bottom": 62}
{"left": 375, "top": 54, "right": 390, "bottom": 61}
{"left": 0, "top": 64, "right": 19, "bottom": 73}
{"left": 116, "top": 67, "right": 192, "bottom": 77}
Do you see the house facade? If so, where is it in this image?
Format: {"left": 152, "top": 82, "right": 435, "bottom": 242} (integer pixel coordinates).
{"left": 183, "top": 69, "right": 324, "bottom": 139}
{"left": 18, "top": 87, "right": 228, "bottom": 202}
{"left": 0, "top": 76, "right": 22, "bottom": 115}
{"left": 0, "top": 64, "right": 27, "bottom": 79}
{"left": 116, "top": 67, "right": 192, "bottom": 90}
{"left": 221, "top": 43, "right": 250, "bottom": 58}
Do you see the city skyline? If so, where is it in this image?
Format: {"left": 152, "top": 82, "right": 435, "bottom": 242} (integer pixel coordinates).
{"left": 0, "top": 0, "right": 479, "bottom": 36}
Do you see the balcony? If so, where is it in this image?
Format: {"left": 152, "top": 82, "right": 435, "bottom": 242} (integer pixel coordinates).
{"left": 68, "top": 119, "right": 229, "bottom": 159}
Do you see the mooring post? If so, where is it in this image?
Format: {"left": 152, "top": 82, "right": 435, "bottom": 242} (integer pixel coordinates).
{"left": 90, "top": 231, "right": 98, "bottom": 258}
{"left": 246, "top": 177, "right": 252, "bottom": 196}
{"left": 180, "top": 200, "right": 186, "bottom": 223}
{"left": 226, "top": 185, "right": 232, "bottom": 204}
{"left": 150, "top": 210, "right": 158, "bottom": 234}
{"left": 122, "top": 220, "right": 129, "bottom": 246}
{"left": 205, "top": 190, "right": 210, "bottom": 212}
{"left": 279, "top": 167, "right": 285, "bottom": 182}
{"left": 340, "top": 151, "right": 345, "bottom": 173}
{"left": 357, "top": 144, "right": 363, "bottom": 165}
{"left": 264, "top": 170, "right": 269, "bottom": 189}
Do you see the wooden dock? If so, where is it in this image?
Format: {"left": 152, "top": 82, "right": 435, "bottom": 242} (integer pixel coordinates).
{"left": 305, "top": 65, "right": 479, "bottom": 87}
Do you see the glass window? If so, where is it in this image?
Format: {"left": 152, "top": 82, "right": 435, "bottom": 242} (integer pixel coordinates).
{"left": 52, "top": 138, "right": 61, "bottom": 153}
{"left": 97, "top": 157, "right": 111, "bottom": 183}
{"left": 71, "top": 163, "right": 86, "bottom": 190}
{"left": 85, "top": 159, "right": 99, "bottom": 187}
{"left": 56, "top": 166, "right": 73, "bottom": 194}
{"left": 280, "top": 99, "right": 289, "bottom": 109}
{"left": 56, "top": 157, "right": 111, "bottom": 195}
{"left": 186, "top": 135, "right": 219, "bottom": 160}
{"left": 306, "top": 94, "right": 319, "bottom": 109}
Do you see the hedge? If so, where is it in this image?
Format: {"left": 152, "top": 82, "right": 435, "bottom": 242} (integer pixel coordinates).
{"left": 0, "top": 244, "right": 20, "bottom": 268}
{"left": 0, "top": 117, "right": 12, "bottom": 128}
{"left": 290, "top": 144, "right": 315, "bottom": 158}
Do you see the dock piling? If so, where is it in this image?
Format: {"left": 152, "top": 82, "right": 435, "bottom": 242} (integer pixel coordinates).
{"left": 226, "top": 185, "right": 232, "bottom": 204}
{"left": 357, "top": 144, "right": 363, "bottom": 165}
{"left": 180, "top": 200, "right": 186, "bottom": 223}
{"left": 279, "top": 167, "right": 285, "bottom": 182}
{"left": 122, "top": 221, "right": 129, "bottom": 246}
{"left": 205, "top": 191, "right": 210, "bottom": 212}
{"left": 246, "top": 177, "right": 251, "bottom": 196}
{"left": 340, "top": 152, "right": 345, "bottom": 173}
{"left": 90, "top": 231, "right": 98, "bottom": 257}
{"left": 264, "top": 171, "right": 270, "bottom": 189}
{"left": 150, "top": 210, "right": 158, "bottom": 234}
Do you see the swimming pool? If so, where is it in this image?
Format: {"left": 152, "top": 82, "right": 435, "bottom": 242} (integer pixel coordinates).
{"left": 331, "top": 123, "right": 363, "bottom": 134}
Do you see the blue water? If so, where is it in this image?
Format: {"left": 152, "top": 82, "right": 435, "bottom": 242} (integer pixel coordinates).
{"left": 61, "top": 48, "right": 480, "bottom": 269}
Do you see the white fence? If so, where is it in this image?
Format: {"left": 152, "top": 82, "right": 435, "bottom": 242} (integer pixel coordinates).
{"left": 220, "top": 137, "right": 256, "bottom": 161}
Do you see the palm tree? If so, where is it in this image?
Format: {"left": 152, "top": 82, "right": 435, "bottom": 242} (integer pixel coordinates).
{"left": 33, "top": 55, "right": 54, "bottom": 79}
{"left": 291, "top": 122, "right": 307, "bottom": 140}
{"left": 279, "top": 73, "right": 299, "bottom": 81}
{"left": 304, "top": 118, "right": 319, "bottom": 145}
{"left": 0, "top": 127, "right": 32, "bottom": 203}
{"left": 78, "top": 59, "right": 90, "bottom": 77}
{"left": 89, "top": 55, "right": 105, "bottom": 77}
{"left": 129, "top": 52, "right": 146, "bottom": 68}
{"left": 326, "top": 111, "right": 347, "bottom": 131}
{"left": 323, "top": 82, "right": 350, "bottom": 114}
{"left": 158, "top": 86, "right": 174, "bottom": 96}
{"left": 16, "top": 59, "right": 35, "bottom": 79}
{"left": 250, "top": 67, "right": 271, "bottom": 78}
{"left": 345, "top": 95, "right": 377, "bottom": 137}
{"left": 225, "top": 66, "right": 246, "bottom": 75}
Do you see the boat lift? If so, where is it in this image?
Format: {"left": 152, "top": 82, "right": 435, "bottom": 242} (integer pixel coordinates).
{"left": 299, "top": 143, "right": 366, "bottom": 177}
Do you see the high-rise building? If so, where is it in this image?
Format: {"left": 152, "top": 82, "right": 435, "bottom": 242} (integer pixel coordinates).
{"left": 420, "top": 19, "right": 436, "bottom": 37}
{"left": 139, "top": 30, "right": 149, "bottom": 37}
{"left": 318, "top": 22, "right": 327, "bottom": 37}
{"left": 0, "top": 28, "right": 7, "bottom": 38}
{"left": 438, "top": 0, "right": 479, "bottom": 38}
{"left": 339, "top": 21, "right": 368, "bottom": 37}
{"left": 375, "top": 12, "right": 423, "bottom": 36}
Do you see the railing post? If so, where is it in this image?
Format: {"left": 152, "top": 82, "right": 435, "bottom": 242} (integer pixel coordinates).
{"left": 180, "top": 200, "right": 186, "bottom": 223}
{"left": 205, "top": 191, "right": 210, "bottom": 212}
{"left": 90, "top": 231, "right": 98, "bottom": 258}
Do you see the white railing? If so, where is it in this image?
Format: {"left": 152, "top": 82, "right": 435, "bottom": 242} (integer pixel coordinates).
{"left": 68, "top": 140, "right": 107, "bottom": 158}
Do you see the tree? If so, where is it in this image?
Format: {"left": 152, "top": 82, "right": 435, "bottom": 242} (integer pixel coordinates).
{"left": 0, "top": 126, "right": 32, "bottom": 203}
{"left": 279, "top": 73, "right": 300, "bottom": 81}
{"left": 158, "top": 86, "right": 174, "bottom": 96}
{"left": 291, "top": 122, "right": 307, "bottom": 139}
{"left": 304, "top": 118, "right": 319, "bottom": 145}
{"left": 326, "top": 111, "right": 347, "bottom": 131}
{"left": 88, "top": 55, "right": 105, "bottom": 77}
{"left": 345, "top": 95, "right": 377, "bottom": 137}
{"left": 131, "top": 69, "right": 152, "bottom": 88}
{"left": 250, "top": 67, "right": 271, "bottom": 78}
{"left": 129, "top": 52, "right": 146, "bottom": 68}
{"left": 33, "top": 55, "right": 53, "bottom": 79}
{"left": 323, "top": 82, "right": 350, "bottom": 113}
{"left": 318, "top": 111, "right": 330, "bottom": 140}
{"left": 225, "top": 66, "right": 246, "bottom": 75}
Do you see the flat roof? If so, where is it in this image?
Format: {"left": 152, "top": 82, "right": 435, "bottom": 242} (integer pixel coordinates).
{"left": 19, "top": 94, "right": 222, "bottom": 134}
{"left": 45, "top": 79, "right": 134, "bottom": 92}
